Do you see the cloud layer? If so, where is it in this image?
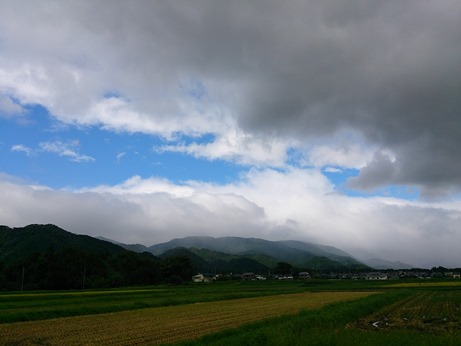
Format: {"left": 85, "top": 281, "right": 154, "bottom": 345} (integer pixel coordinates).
{"left": 1, "top": 170, "right": 460, "bottom": 268}
{"left": 1, "top": 1, "right": 461, "bottom": 195}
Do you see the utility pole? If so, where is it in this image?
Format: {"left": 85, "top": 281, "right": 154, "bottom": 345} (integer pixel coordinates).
{"left": 82, "top": 267, "right": 86, "bottom": 290}
{"left": 21, "top": 265, "right": 25, "bottom": 291}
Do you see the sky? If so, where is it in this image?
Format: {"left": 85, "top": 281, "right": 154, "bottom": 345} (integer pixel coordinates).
{"left": 1, "top": 1, "right": 461, "bottom": 268}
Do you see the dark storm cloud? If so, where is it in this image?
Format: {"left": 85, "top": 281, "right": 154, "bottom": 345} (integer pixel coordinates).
{"left": 201, "top": 1, "right": 459, "bottom": 196}
{"left": 1, "top": 1, "right": 461, "bottom": 196}
{"left": 216, "top": 1, "right": 461, "bottom": 196}
{"left": 92, "top": 1, "right": 461, "bottom": 195}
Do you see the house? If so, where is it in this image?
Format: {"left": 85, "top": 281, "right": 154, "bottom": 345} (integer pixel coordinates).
{"left": 298, "top": 272, "right": 311, "bottom": 279}
{"left": 365, "top": 272, "right": 388, "bottom": 280}
{"left": 192, "top": 274, "right": 205, "bottom": 282}
{"left": 192, "top": 273, "right": 215, "bottom": 282}
{"left": 242, "top": 272, "right": 256, "bottom": 280}
{"left": 278, "top": 275, "right": 294, "bottom": 280}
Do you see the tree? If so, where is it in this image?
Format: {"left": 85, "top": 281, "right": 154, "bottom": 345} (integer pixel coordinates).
{"left": 161, "top": 256, "right": 194, "bottom": 283}
{"left": 273, "top": 262, "right": 292, "bottom": 275}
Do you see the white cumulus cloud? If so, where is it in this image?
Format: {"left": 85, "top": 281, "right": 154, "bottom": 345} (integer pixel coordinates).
{"left": 2, "top": 170, "right": 460, "bottom": 267}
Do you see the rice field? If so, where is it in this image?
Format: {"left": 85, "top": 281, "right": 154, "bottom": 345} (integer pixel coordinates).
{"left": 351, "top": 290, "right": 461, "bottom": 333}
{"left": 179, "top": 286, "right": 461, "bottom": 346}
{"left": 0, "top": 281, "right": 311, "bottom": 324}
{"left": 0, "top": 291, "right": 375, "bottom": 345}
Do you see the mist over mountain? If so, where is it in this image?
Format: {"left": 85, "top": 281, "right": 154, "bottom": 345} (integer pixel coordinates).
{"left": 102, "top": 234, "right": 417, "bottom": 271}
{"left": 147, "top": 236, "right": 368, "bottom": 271}
{"left": 362, "top": 258, "right": 414, "bottom": 270}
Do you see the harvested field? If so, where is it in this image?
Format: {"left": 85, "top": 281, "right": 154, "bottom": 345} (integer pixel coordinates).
{"left": 351, "top": 290, "right": 461, "bottom": 333}
{"left": 0, "top": 291, "right": 375, "bottom": 345}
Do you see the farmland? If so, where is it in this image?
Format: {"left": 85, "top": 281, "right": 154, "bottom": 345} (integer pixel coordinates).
{"left": 0, "top": 281, "right": 315, "bottom": 323}
{"left": 352, "top": 290, "right": 461, "bottom": 333}
{"left": 0, "top": 280, "right": 460, "bottom": 345}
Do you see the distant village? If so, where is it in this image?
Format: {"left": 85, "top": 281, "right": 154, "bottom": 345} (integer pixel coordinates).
{"left": 192, "top": 268, "right": 461, "bottom": 282}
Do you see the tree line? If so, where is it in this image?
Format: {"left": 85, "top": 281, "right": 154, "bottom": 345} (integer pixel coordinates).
{"left": 0, "top": 247, "right": 194, "bottom": 291}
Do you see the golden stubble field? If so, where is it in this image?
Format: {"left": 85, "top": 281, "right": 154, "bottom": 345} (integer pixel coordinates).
{"left": 0, "top": 291, "right": 376, "bottom": 345}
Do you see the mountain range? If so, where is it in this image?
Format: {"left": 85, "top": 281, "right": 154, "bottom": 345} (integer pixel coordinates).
{"left": 111, "top": 235, "right": 370, "bottom": 272}
{"left": 144, "top": 237, "right": 415, "bottom": 270}
{"left": 1, "top": 224, "right": 412, "bottom": 274}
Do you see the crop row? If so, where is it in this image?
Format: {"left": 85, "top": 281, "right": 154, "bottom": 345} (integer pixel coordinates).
{"left": 0, "top": 291, "right": 375, "bottom": 345}
{"left": 0, "top": 281, "right": 311, "bottom": 323}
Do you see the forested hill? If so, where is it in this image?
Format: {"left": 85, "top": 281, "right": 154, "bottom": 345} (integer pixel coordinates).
{"left": 0, "top": 224, "right": 126, "bottom": 265}
{"left": 0, "top": 224, "right": 192, "bottom": 291}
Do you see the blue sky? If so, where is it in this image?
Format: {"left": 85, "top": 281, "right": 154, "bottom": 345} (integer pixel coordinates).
{"left": 1, "top": 1, "right": 461, "bottom": 268}
{"left": 1, "top": 105, "right": 243, "bottom": 188}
